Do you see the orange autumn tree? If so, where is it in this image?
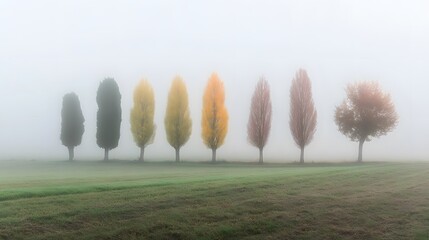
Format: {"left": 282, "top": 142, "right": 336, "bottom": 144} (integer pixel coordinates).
{"left": 202, "top": 73, "right": 228, "bottom": 162}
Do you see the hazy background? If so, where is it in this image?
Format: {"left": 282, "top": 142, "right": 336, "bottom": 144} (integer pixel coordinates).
{"left": 1, "top": 0, "right": 428, "bottom": 162}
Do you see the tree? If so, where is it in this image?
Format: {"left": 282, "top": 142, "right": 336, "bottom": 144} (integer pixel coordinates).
{"left": 247, "top": 77, "right": 272, "bottom": 164}
{"left": 96, "top": 78, "right": 122, "bottom": 161}
{"left": 289, "top": 69, "right": 317, "bottom": 164}
{"left": 202, "top": 73, "right": 228, "bottom": 162}
{"left": 164, "top": 76, "right": 192, "bottom": 162}
{"left": 130, "top": 80, "right": 156, "bottom": 162}
{"left": 335, "top": 81, "right": 398, "bottom": 162}
{"left": 60, "top": 92, "right": 85, "bottom": 161}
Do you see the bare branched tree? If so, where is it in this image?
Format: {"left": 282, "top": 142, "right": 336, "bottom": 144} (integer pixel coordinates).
{"left": 289, "top": 69, "right": 317, "bottom": 164}
{"left": 247, "top": 77, "right": 272, "bottom": 164}
{"left": 335, "top": 81, "right": 398, "bottom": 162}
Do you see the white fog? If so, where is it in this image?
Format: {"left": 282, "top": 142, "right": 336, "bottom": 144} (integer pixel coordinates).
{"left": 1, "top": 0, "right": 428, "bottom": 162}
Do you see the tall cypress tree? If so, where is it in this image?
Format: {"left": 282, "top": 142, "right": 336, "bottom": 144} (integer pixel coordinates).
{"left": 96, "top": 78, "right": 122, "bottom": 161}
{"left": 61, "top": 92, "right": 85, "bottom": 161}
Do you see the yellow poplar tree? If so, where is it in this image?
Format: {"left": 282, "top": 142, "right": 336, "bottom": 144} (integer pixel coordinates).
{"left": 202, "top": 73, "right": 228, "bottom": 162}
{"left": 130, "top": 80, "right": 156, "bottom": 162}
{"left": 164, "top": 76, "right": 192, "bottom": 162}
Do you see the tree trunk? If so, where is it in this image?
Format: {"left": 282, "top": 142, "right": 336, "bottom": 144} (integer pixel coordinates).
{"left": 212, "top": 148, "right": 216, "bottom": 163}
{"left": 300, "top": 147, "right": 304, "bottom": 164}
{"left": 358, "top": 139, "right": 364, "bottom": 163}
{"left": 68, "top": 146, "right": 74, "bottom": 161}
{"left": 104, "top": 148, "right": 109, "bottom": 161}
{"left": 259, "top": 148, "right": 263, "bottom": 164}
{"left": 139, "top": 147, "right": 145, "bottom": 162}
{"left": 175, "top": 148, "right": 180, "bottom": 163}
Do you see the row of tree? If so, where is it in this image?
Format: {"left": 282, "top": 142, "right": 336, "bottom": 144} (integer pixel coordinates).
{"left": 61, "top": 70, "right": 398, "bottom": 163}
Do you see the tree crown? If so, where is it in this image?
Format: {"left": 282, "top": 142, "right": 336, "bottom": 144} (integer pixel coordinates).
{"left": 201, "top": 73, "right": 228, "bottom": 150}
{"left": 96, "top": 78, "right": 122, "bottom": 150}
{"left": 289, "top": 69, "right": 317, "bottom": 148}
{"left": 247, "top": 77, "right": 272, "bottom": 149}
{"left": 335, "top": 81, "right": 398, "bottom": 142}
{"left": 165, "top": 76, "right": 192, "bottom": 150}
{"left": 130, "top": 79, "right": 156, "bottom": 148}
{"left": 61, "top": 92, "right": 85, "bottom": 147}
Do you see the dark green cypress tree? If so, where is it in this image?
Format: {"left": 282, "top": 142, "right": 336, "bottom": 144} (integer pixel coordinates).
{"left": 61, "top": 92, "right": 85, "bottom": 161}
{"left": 96, "top": 78, "right": 122, "bottom": 161}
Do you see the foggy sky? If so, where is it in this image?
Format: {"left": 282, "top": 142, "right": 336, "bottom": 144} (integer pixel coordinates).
{"left": 1, "top": 0, "right": 428, "bottom": 162}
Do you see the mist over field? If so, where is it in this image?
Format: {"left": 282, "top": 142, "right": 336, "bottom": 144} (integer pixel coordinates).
{"left": 1, "top": 0, "right": 428, "bottom": 162}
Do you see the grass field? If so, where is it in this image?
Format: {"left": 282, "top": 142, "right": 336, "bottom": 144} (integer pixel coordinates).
{"left": 0, "top": 161, "right": 428, "bottom": 239}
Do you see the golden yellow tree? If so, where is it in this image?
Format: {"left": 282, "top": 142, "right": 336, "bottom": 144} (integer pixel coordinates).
{"left": 164, "top": 76, "right": 192, "bottom": 162}
{"left": 130, "top": 80, "right": 156, "bottom": 162}
{"left": 202, "top": 73, "right": 228, "bottom": 162}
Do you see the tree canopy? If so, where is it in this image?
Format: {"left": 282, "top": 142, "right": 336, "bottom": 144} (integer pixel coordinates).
{"left": 96, "top": 78, "right": 122, "bottom": 160}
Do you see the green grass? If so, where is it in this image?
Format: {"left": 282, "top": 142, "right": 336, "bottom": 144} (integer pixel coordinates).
{"left": 0, "top": 160, "right": 428, "bottom": 239}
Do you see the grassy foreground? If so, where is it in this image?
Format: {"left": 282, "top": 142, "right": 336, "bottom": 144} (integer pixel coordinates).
{"left": 0, "top": 161, "right": 428, "bottom": 239}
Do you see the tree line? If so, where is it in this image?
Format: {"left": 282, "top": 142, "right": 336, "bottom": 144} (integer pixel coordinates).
{"left": 61, "top": 70, "right": 398, "bottom": 163}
